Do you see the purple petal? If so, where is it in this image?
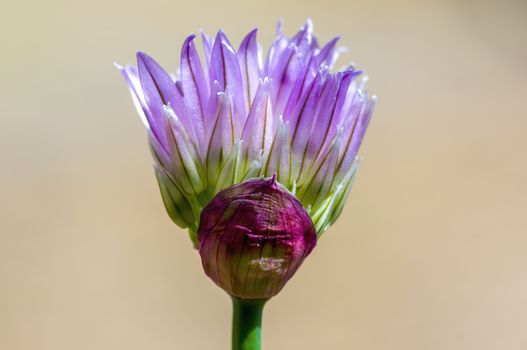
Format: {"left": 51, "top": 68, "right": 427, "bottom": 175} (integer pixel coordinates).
{"left": 209, "top": 92, "right": 235, "bottom": 154}
{"left": 288, "top": 71, "right": 328, "bottom": 183}
{"left": 319, "top": 70, "right": 362, "bottom": 156}
{"left": 332, "top": 70, "right": 363, "bottom": 123}
{"left": 137, "top": 52, "right": 195, "bottom": 146}
{"left": 302, "top": 75, "right": 341, "bottom": 170}
{"left": 268, "top": 43, "right": 306, "bottom": 117}
{"left": 214, "top": 141, "right": 242, "bottom": 193}
{"left": 205, "top": 90, "right": 239, "bottom": 185}
{"left": 241, "top": 78, "right": 274, "bottom": 172}
{"left": 336, "top": 95, "right": 376, "bottom": 180}
{"left": 237, "top": 29, "right": 261, "bottom": 112}
{"left": 316, "top": 36, "right": 340, "bottom": 67}
{"left": 298, "top": 134, "right": 341, "bottom": 209}
{"left": 148, "top": 129, "right": 172, "bottom": 170}
{"left": 209, "top": 31, "right": 246, "bottom": 119}
{"left": 163, "top": 106, "right": 205, "bottom": 193}
{"left": 264, "top": 34, "right": 288, "bottom": 78}
{"left": 201, "top": 30, "right": 213, "bottom": 69}
{"left": 180, "top": 35, "right": 208, "bottom": 148}
{"left": 281, "top": 55, "right": 318, "bottom": 121}
{"left": 291, "top": 19, "right": 314, "bottom": 46}
{"left": 263, "top": 117, "right": 291, "bottom": 185}
{"left": 117, "top": 64, "right": 149, "bottom": 128}
{"left": 289, "top": 20, "right": 319, "bottom": 56}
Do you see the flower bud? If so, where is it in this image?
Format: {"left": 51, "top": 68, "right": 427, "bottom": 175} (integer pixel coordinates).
{"left": 198, "top": 176, "right": 317, "bottom": 300}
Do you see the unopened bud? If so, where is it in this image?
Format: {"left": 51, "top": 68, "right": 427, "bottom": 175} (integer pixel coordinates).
{"left": 198, "top": 176, "right": 317, "bottom": 299}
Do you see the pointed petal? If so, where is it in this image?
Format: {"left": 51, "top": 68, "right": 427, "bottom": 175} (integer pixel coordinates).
{"left": 310, "top": 159, "right": 359, "bottom": 235}
{"left": 303, "top": 75, "right": 340, "bottom": 168}
{"left": 237, "top": 29, "right": 261, "bottom": 111}
{"left": 310, "top": 188, "right": 341, "bottom": 234}
{"left": 214, "top": 141, "right": 243, "bottom": 193}
{"left": 263, "top": 117, "right": 292, "bottom": 187}
{"left": 336, "top": 95, "right": 375, "bottom": 180}
{"left": 281, "top": 54, "right": 317, "bottom": 121}
{"left": 164, "top": 106, "right": 206, "bottom": 194}
{"left": 316, "top": 36, "right": 340, "bottom": 67}
{"left": 288, "top": 71, "right": 328, "bottom": 183}
{"left": 137, "top": 52, "right": 195, "bottom": 147}
{"left": 264, "top": 21, "right": 288, "bottom": 77}
{"left": 328, "top": 158, "right": 361, "bottom": 227}
{"left": 241, "top": 78, "right": 274, "bottom": 172}
{"left": 180, "top": 35, "right": 208, "bottom": 149}
{"left": 209, "top": 31, "right": 246, "bottom": 118}
{"left": 201, "top": 30, "right": 213, "bottom": 69}
{"left": 117, "top": 64, "right": 150, "bottom": 129}
{"left": 298, "top": 133, "right": 341, "bottom": 210}
{"left": 264, "top": 37, "right": 288, "bottom": 74}
{"left": 268, "top": 43, "right": 305, "bottom": 117}
{"left": 292, "top": 19, "right": 318, "bottom": 56}
{"left": 205, "top": 90, "right": 238, "bottom": 186}
{"left": 328, "top": 70, "right": 363, "bottom": 140}
{"left": 291, "top": 19, "right": 313, "bottom": 46}
{"left": 148, "top": 129, "right": 171, "bottom": 170}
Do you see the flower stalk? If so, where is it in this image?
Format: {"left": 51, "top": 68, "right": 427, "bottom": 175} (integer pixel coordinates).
{"left": 232, "top": 298, "right": 266, "bottom": 350}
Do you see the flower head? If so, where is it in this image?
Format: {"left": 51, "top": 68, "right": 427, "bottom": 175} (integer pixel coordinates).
{"left": 118, "top": 20, "right": 376, "bottom": 247}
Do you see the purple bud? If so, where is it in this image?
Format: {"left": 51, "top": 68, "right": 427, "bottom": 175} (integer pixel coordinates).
{"left": 198, "top": 176, "right": 317, "bottom": 299}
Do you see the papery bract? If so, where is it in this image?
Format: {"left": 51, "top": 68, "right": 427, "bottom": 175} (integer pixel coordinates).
{"left": 198, "top": 176, "right": 317, "bottom": 299}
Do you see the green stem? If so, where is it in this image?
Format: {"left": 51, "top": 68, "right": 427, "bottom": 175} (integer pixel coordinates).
{"left": 232, "top": 297, "right": 266, "bottom": 350}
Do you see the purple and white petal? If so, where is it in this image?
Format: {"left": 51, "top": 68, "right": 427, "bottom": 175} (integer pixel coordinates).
{"left": 118, "top": 21, "right": 376, "bottom": 240}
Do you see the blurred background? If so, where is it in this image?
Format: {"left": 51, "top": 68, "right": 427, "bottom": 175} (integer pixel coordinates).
{"left": 1, "top": 0, "right": 526, "bottom": 349}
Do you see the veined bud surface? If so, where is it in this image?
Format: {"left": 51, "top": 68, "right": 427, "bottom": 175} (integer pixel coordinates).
{"left": 198, "top": 176, "right": 317, "bottom": 300}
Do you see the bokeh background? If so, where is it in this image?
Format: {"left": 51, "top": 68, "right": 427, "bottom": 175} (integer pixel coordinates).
{"left": 1, "top": 0, "right": 526, "bottom": 349}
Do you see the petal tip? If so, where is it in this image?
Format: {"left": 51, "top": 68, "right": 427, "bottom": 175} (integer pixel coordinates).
{"left": 113, "top": 62, "right": 124, "bottom": 70}
{"left": 183, "top": 33, "right": 197, "bottom": 46}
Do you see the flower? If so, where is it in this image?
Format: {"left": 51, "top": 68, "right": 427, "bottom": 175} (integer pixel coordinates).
{"left": 117, "top": 20, "right": 376, "bottom": 247}
{"left": 198, "top": 175, "right": 317, "bottom": 299}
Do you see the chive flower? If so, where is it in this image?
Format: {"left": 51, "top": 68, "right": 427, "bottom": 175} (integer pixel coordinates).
{"left": 117, "top": 20, "right": 375, "bottom": 350}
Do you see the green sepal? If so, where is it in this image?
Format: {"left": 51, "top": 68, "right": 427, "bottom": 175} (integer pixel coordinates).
{"left": 155, "top": 166, "right": 200, "bottom": 246}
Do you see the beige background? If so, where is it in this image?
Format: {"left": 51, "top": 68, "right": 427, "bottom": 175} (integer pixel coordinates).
{"left": 1, "top": 0, "right": 526, "bottom": 349}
